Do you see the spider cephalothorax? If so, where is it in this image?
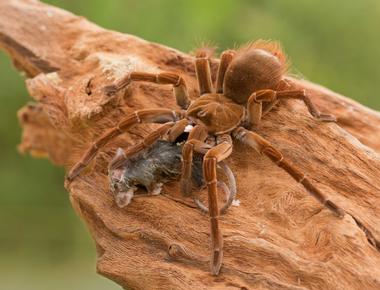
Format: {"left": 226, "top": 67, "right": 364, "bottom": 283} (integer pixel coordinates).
{"left": 67, "top": 40, "right": 344, "bottom": 276}
{"left": 186, "top": 94, "right": 244, "bottom": 134}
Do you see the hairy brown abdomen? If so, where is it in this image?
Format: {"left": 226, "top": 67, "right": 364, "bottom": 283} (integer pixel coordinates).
{"left": 223, "top": 49, "right": 285, "bottom": 104}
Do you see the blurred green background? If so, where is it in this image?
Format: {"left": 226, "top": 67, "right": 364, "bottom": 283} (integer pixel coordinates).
{"left": 1, "top": 1, "right": 379, "bottom": 289}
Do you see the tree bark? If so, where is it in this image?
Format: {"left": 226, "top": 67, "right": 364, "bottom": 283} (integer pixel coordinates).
{"left": 1, "top": 1, "right": 380, "bottom": 289}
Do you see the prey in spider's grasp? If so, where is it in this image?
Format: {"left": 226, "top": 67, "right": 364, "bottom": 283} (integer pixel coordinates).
{"left": 109, "top": 138, "right": 237, "bottom": 212}
{"left": 68, "top": 39, "right": 346, "bottom": 275}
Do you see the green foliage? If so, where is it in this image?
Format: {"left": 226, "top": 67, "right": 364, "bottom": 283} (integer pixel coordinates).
{"left": 0, "top": 1, "right": 379, "bottom": 289}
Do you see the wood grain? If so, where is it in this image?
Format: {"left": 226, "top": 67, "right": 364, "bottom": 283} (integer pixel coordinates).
{"left": 1, "top": 1, "right": 380, "bottom": 289}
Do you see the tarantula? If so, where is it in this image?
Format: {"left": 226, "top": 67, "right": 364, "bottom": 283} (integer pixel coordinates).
{"left": 67, "top": 40, "right": 345, "bottom": 275}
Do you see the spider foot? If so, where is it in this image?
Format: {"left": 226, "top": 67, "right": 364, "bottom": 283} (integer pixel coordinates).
{"left": 317, "top": 113, "right": 337, "bottom": 122}
{"left": 66, "top": 163, "right": 83, "bottom": 181}
{"left": 210, "top": 241, "right": 223, "bottom": 276}
{"left": 103, "top": 84, "right": 120, "bottom": 96}
{"left": 180, "top": 178, "right": 193, "bottom": 197}
{"left": 325, "top": 200, "right": 345, "bottom": 218}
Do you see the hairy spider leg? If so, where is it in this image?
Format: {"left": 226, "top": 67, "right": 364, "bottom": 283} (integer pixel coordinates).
{"left": 181, "top": 124, "right": 210, "bottom": 196}
{"left": 194, "top": 160, "right": 237, "bottom": 215}
{"left": 167, "top": 119, "right": 191, "bottom": 142}
{"left": 203, "top": 134, "right": 233, "bottom": 275}
{"left": 181, "top": 125, "right": 237, "bottom": 214}
{"left": 233, "top": 127, "right": 345, "bottom": 217}
{"left": 67, "top": 109, "right": 185, "bottom": 180}
{"left": 260, "top": 78, "right": 292, "bottom": 116}
{"left": 247, "top": 89, "right": 337, "bottom": 126}
{"left": 276, "top": 90, "right": 336, "bottom": 121}
{"left": 215, "top": 50, "right": 236, "bottom": 94}
{"left": 195, "top": 51, "right": 213, "bottom": 95}
{"left": 104, "top": 71, "right": 191, "bottom": 109}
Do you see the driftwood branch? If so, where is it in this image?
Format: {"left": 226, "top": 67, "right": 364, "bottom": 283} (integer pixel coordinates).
{"left": 1, "top": 1, "right": 380, "bottom": 289}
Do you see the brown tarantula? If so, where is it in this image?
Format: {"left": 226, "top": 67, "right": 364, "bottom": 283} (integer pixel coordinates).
{"left": 67, "top": 40, "right": 345, "bottom": 275}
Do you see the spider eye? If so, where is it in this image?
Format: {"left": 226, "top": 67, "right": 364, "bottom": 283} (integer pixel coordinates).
{"left": 197, "top": 110, "right": 207, "bottom": 118}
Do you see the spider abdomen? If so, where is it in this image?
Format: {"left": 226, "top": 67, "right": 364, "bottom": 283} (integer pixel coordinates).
{"left": 223, "top": 41, "right": 287, "bottom": 104}
{"left": 187, "top": 94, "right": 244, "bottom": 134}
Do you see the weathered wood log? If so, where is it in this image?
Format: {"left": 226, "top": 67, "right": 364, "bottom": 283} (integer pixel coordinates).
{"left": 1, "top": 1, "right": 380, "bottom": 289}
